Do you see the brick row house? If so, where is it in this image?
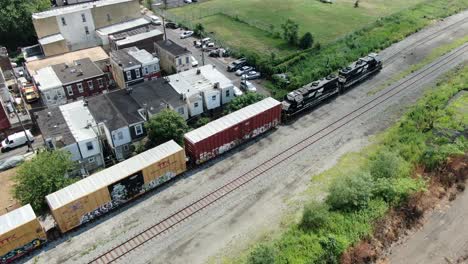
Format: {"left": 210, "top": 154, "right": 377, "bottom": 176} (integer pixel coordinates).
{"left": 33, "top": 58, "right": 110, "bottom": 106}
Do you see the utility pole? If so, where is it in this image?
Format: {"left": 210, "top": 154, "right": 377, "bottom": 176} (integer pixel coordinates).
{"left": 201, "top": 49, "right": 205, "bottom": 66}
{"left": 162, "top": 13, "right": 167, "bottom": 41}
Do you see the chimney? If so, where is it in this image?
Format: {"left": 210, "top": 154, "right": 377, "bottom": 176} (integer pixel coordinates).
{"left": 196, "top": 69, "right": 201, "bottom": 75}
{"left": 83, "top": 99, "right": 88, "bottom": 106}
{"left": 213, "top": 82, "right": 220, "bottom": 89}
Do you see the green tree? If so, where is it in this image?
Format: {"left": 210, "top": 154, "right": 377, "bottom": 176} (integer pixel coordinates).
{"left": 301, "top": 201, "right": 330, "bottom": 231}
{"left": 248, "top": 244, "right": 276, "bottom": 264}
{"left": 369, "top": 149, "right": 410, "bottom": 179}
{"left": 13, "top": 150, "right": 77, "bottom": 213}
{"left": 146, "top": 109, "right": 189, "bottom": 146}
{"left": 280, "top": 19, "right": 299, "bottom": 46}
{"left": 0, "top": 0, "right": 51, "bottom": 51}
{"left": 326, "top": 171, "right": 374, "bottom": 212}
{"left": 194, "top": 23, "right": 205, "bottom": 37}
{"left": 299, "top": 32, "right": 314, "bottom": 49}
{"left": 228, "top": 93, "right": 266, "bottom": 112}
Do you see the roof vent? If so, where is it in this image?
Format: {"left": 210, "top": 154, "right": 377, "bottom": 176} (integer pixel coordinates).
{"left": 126, "top": 87, "right": 133, "bottom": 94}
{"left": 196, "top": 69, "right": 201, "bottom": 75}
{"left": 83, "top": 99, "right": 88, "bottom": 106}
{"left": 213, "top": 82, "right": 220, "bottom": 89}
{"left": 47, "top": 111, "right": 52, "bottom": 117}
{"left": 70, "top": 68, "right": 76, "bottom": 73}
{"left": 77, "top": 70, "right": 83, "bottom": 76}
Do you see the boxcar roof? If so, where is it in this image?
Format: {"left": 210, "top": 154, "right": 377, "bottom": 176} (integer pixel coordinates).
{"left": 46, "top": 140, "right": 183, "bottom": 210}
{"left": 185, "top": 97, "right": 280, "bottom": 144}
{"left": 0, "top": 204, "right": 37, "bottom": 235}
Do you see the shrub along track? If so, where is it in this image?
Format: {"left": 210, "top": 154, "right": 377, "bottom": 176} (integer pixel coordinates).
{"left": 87, "top": 39, "right": 468, "bottom": 263}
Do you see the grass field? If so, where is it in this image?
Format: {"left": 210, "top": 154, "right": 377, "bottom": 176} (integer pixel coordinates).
{"left": 170, "top": 0, "right": 427, "bottom": 55}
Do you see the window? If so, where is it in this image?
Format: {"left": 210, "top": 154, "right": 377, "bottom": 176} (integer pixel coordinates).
{"left": 226, "top": 90, "right": 230, "bottom": 97}
{"left": 194, "top": 102, "right": 199, "bottom": 108}
{"left": 46, "top": 93, "right": 51, "bottom": 100}
{"left": 84, "top": 26, "right": 89, "bottom": 35}
{"left": 135, "top": 70, "right": 141, "bottom": 78}
{"left": 98, "top": 78, "right": 104, "bottom": 88}
{"left": 126, "top": 71, "right": 132, "bottom": 80}
{"left": 123, "top": 144, "right": 130, "bottom": 151}
{"left": 178, "top": 58, "right": 182, "bottom": 65}
{"left": 77, "top": 83, "right": 84, "bottom": 93}
{"left": 81, "top": 13, "right": 86, "bottom": 22}
{"left": 66, "top": 86, "right": 73, "bottom": 96}
{"left": 211, "top": 95, "right": 216, "bottom": 101}
{"left": 117, "top": 131, "right": 123, "bottom": 140}
{"left": 186, "top": 57, "right": 189, "bottom": 64}
{"left": 178, "top": 108, "right": 184, "bottom": 114}
{"left": 88, "top": 157, "right": 95, "bottom": 163}
{"left": 86, "top": 142, "right": 94, "bottom": 151}
{"left": 88, "top": 80, "right": 94, "bottom": 90}
{"left": 57, "top": 91, "right": 63, "bottom": 98}
{"left": 107, "top": 14, "right": 111, "bottom": 21}
{"left": 61, "top": 17, "right": 66, "bottom": 26}
{"left": 135, "top": 124, "right": 143, "bottom": 136}
{"left": 144, "top": 67, "right": 149, "bottom": 74}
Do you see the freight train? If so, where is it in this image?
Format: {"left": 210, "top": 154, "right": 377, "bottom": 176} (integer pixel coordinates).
{"left": 0, "top": 54, "right": 382, "bottom": 263}
{"left": 282, "top": 53, "right": 382, "bottom": 119}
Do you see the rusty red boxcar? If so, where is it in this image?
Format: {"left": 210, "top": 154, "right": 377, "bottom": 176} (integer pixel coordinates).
{"left": 184, "top": 97, "right": 282, "bottom": 164}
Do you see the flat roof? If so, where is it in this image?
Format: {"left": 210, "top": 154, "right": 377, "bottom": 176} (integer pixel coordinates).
{"left": 34, "top": 67, "right": 63, "bottom": 91}
{"left": 87, "top": 94, "right": 128, "bottom": 131}
{"left": 127, "top": 48, "right": 159, "bottom": 65}
{"left": 185, "top": 97, "right": 281, "bottom": 144}
{"left": 130, "top": 79, "right": 184, "bottom": 115}
{"left": 0, "top": 204, "right": 37, "bottom": 235}
{"left": 96, "top": 17, "right": 149, "bottom": 36}
{"left": 155, "top": 39, "right": 189, "bottom": 57}
{"left": 26, "top": 47, "right": 109, "bottom": 75}
{"left": 46, "top": 140, "right": 183, "bottom": 210}
{"left": 33, "top": 0, "right": 133, "bottom": 19}
{"left": 60, "top": 100, "right": 97, "bottom": 142}
{"left": 115, "top": 29, "right": 163, "bottom": 46}
{"left": 106, "top": 89, "right": 144, "bottom": 124}
{"left": 51, "top": 58, "right": 104, "bottom": 85}
{"left": 36, "top": 106, "right": 76, "bottom": 146}
{"left": 111, "top": 49, "right": 140, "bottom": 69}
{"left": 168, "top": 65, "right": 232, "bottom": 95}
{"left": 38, "top": 33, "right": 64, "bottom": 45}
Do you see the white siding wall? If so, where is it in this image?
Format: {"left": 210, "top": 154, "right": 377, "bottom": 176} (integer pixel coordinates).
{"left": 221, "top": 85, "right": 235, "bottom": 104}
{"left": 56, "top": 9, "right": 98, "bottom": 51}
{"left": 77, "top": 138, "right": 101, "bottom": 159}
{"left": 175, "top": 54, "right": 191, "bottom": 72}
{"left": 188, "top": 98, "right": 203, "bottom": 117}
{"left": 62, "top": 143, "right": 81, "bottom": 161}
{"left": 174, "top": 105, "right": 189, "bottom": 120}
{"left": 111, "top": 127, "right": 131, "bottom": 147}
{"left": 42, "top": 87, "right": 67, "bottom": 106}
{"left": 202, "top": 89, "right": 221, "bottom": 110}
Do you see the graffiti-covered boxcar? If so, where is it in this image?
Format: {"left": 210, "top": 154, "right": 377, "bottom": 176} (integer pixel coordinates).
{"left": 0, "top": 205, "right": 47, "bottom": 264}
{"left": 184, "top": 97, "right": 282, "bottom": 165}
{"left": 45, "top": 140, "right": 187, "bottom": 233}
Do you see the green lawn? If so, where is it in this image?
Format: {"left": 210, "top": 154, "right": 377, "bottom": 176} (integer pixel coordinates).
{"left": 170, "top": 0, "right": 426, "bottom": 55}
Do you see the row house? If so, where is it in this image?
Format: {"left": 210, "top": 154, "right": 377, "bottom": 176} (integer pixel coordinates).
{"left": 36, "top": 100, "right": 104, "bottom": 174}
{"left": 110, "top": 47, "right": 161, "bottom": 89}
{"left": 154, "top": 40, "right": 191, "bottom": 74}
{"left": 33, "top": 58, "right": 109, "bottom": 106}
{"left": 32, "top": 0, "right": 141, "bottom": 56}
{"left": 109, "top": 25, "right": 163, "bottom": 53}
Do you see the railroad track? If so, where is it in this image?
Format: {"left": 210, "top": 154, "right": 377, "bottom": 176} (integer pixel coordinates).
{"left": 89, "top": 43, "right": 468, "bottom": 264}
{"left": 383, "top": 16, "right": 468, "bottom": 64}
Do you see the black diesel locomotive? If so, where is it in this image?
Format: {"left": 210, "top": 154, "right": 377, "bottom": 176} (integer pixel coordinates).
{"left": 282, "top": 53, "right": 382, "bottom": 119}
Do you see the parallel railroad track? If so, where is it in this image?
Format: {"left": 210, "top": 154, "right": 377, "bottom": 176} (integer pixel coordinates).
{"left": 89, "top": 42, "right": 468, "bottom": 264}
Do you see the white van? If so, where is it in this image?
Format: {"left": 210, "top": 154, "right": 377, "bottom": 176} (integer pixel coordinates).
{"left": 1, "top": 130, "right": 34, "bottom": 152}
{"left": 191, "top": 56, "right": 199, "bottom": 67}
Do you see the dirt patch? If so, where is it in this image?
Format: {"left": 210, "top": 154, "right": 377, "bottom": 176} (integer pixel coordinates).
{"left": 0, "top": 167, "right": 20, "bottom": 215}
{"left": 341, "top": 155, "right": 468, "bottom": 264}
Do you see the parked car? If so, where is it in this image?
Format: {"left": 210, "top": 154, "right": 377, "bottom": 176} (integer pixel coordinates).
{"left": 241, "top": 71, "right": 261, "bottom": 80}
{"left": 272, "top": 73, "right": 291, "bottom": 84}
{"left": 23, "top": 86, "right": 39, "bottom": 103}
{"left": 184, "top": 0, "right": 192, "bottom": 3}
{"left": 240, "top": 80, "right": 257, "bottom": 93}
{"left": 236, "top": 66, "right": 253, "bottom": 76}
{"left": 194, "top": 40, "right": 202, "bottom": 48}
{"left": 145, "top": 15, "right": 162, "bottom": 25}
{"left": 1, "top": 130, "right": 34, "bottom": 152}
{"left": 165, "top": 22, "right": 178, "bottom": 29}
{"left": 201, "top": 37, "right": 211, "bottom": 44}
{"left": 227, "top": 58, "right": 247, "bottom": 72}
{"left": 208, "top": 48, "right": 228, "bottom": 57}
{"left": 180, "top": 31, "right": 194, "bottom": 39}
{"left": 0, "top": 156, "right": 25, "bottom": 172}
{"left": 233, "top": 86, "right": 243, "bottom": 97}
{"left": 191, "top": 56, "right": 199, "bottom": 67}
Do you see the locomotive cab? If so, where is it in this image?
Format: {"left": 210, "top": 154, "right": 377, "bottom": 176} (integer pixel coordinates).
{"left": 338, "top": 53, "right": 382, "bottom": 89}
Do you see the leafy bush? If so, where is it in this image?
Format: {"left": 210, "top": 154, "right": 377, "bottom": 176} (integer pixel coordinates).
{"left": 299, "top": 32, "right": 314, "bottom": 49}
{"left": 326, "top": 171, "right": 374, "bottom": 212}
{"left": 228, "top": 93, "right": 266, "bottom": 112}
{"left": 145, "top": 109, "right": 189, "bottom": 146}
{"left": 369, "top": 149, "right": 410, "bottom": 179}
{"left": 248, "top": 244, "right": 276, "bottom": 264}
{"left": 373, "top": 177, "right": 425, "bottom": 205}
{"left": 301, "top": 201, "right": 330, "bottom": 231}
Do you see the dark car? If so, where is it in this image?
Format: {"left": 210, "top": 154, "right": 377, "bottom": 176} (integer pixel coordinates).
{"left": 165, "top": 22, "right": 178, "bottom": 29}
{"left": 227, "top": 58, "right": 247, "bottom": 72}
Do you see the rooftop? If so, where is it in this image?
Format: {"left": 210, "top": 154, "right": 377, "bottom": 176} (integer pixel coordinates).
{"left": 127, "top": 47, "right": 159, "bottom": 65}
{"left": 115, "top": 29, "right": 163, "bottom": 47}
{"left": 185, "top": 97, "right": 281, "bottom": 144}
{"left": 111, "top": 49, "right": 140, "bottom": 69}
{"left": 106, "top": 89, "right": 144, "bottom": 124}
{"left": 33, "top": 0, "right": 133, "bottom": 19}
{"left": 168, "top": 64, "right": 233, "bottom": 96}
{"left": 26, "top": 47, "right": 109, "bottom": 75}
{"left": 34, "top": 67, "right": 63, "bottom": 91}
{"left": 87, "top": 93, "right": 129, "bottom": 131}
{"left": 96, "top": 17, "right": 149, "bottom": 36}
{"left": 46, "top": 140, "right": 183, "bottom": 210}
{"left": 130, "top": 79, "right": 185, "bottom": 115}
{"left": 38, "top": 33, "right": 64, "bottom": 45}
{"left": 155, "top": 39, "right": 190, "bottom": 57}
{"left": 59, "top": 100, "right": 98, "bottom": 142}
{"left": 36, "top": 106, "right": 75, "bottom": 146}
{"left": 0, "top": 204, "right": 37, "bottom": 235}
{"left": 51, "top": 58, "right": 104, "bottom": 85}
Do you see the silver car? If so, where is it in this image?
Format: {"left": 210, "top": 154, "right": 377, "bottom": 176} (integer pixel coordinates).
{"left": 241, "top": 71, "right": 261, "bottom": 80}
{"left": 180, "top": 31, "right": 194, "bottom": 39}
{"left": 235, "top": 66, "right": 253, "bottom": 76}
